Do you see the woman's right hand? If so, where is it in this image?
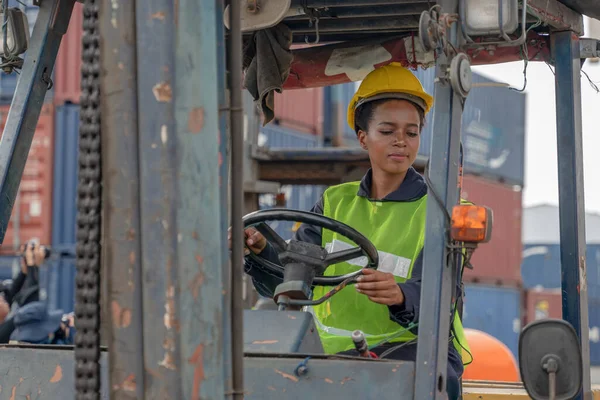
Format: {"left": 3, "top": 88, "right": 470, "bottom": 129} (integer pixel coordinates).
{"left": 228, "top": 227, "right": 267, "bottom": 256}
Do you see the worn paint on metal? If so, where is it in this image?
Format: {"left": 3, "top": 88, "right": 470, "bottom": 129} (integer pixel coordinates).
{"left": 414, "top": 3, "right": 464, "bottom": 397}
{"left": 282, "top": 32, "right": 551, "bottom": 90}
{"left": 552, "top": 31, "right": 592, "bottom": 398}
{"left": 462, "top": 381, "right": 530, "bottom": 399}
{"left": 214, "top": 0, "right": 233, "bottom": 390}
{"left": 174, "top": 0, "right": 226, "bottom": 397}
{"left": 243, "top": 357, "right": 414, "bottom": 398}
{"left": 99, "top": 0, "right": 145, "bottom": 398}
{"left": 134, "top": 0, "right": 181, "bottom": 394}
{"left": 527, "top": 0, "right": 584, "bottom": 35}
{"left": 0, "top": 346, "right": 109, "bottom": 398}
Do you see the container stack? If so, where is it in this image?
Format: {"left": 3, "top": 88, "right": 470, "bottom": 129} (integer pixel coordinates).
{"left": 0, "top": 2, "right": 84, "bottom": 310}
{"left": 521, "top": 205, "right": 600, "bottom": 366}
{"left": 435, "top": 71, "right": 526, "bottom": 360}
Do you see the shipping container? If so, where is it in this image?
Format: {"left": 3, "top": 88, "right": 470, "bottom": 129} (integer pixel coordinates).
{"left": 0, "top": 103, "right": 54, "bottom": 248}
{"left": 412, "top": 68, "right": 437, "bottom": 158}
{"left": 414, "top": 69, "right": 526, "bottom": 186}
{"left": 258, "top": 124, "right": 325, "bottom": 239}
{"left": 53, "top": 1, "right": 83, "bottom": 105}
{"left": 522, "top": 289, "right": 600, "bottom": 366}
{"left": 52, "top": 103, "right": 79, "bottom": 245}
{"left": 43, "top": 255, "right": 76, "bottom": 313}
{"left": 39, "top": 104, "right": 80, "bottom": 314}
{"left": 0, "top": 0, "right": 54, "bottom": 104}
{"left": 524, "top": 288, "right": 562, "bottom": 322}
{"left": 461, "top": 175, "right": 523, "bottom": 286}
{"left": 462, "top": 284, "right": 522, "bottom": 358}
{"left": 521, "top": 244, "right": 600, "bottom": 293}
{"left": 325, "top": 82, "right": 360, "bottom": 147}
{"left": 589, "top": 295, "right": 600, "bottom": 365}
{"left": 259, "top": 124, "right": 322, "bottom": 148}
{"left": 521, "top": 205, "right": 600, "bottom": 296}
{"left": 271, "top": 87, "right": 324, "bottom": 135}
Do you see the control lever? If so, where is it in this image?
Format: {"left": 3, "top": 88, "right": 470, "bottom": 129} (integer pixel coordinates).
{"left": 352, "top": 330, "right": 374, "bottom": 358}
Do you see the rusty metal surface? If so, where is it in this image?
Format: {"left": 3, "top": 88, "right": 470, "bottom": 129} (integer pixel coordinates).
{"left": 134, "top": 0, "right": 181, "bottom": 397}
{"left": 99, "top": 0, "right": 144, "bottom": 398}
{"left": 0, "top": 346, "right": 416, "bottom": 399}
{"left": 0, "top": 346, "right": 109, "bottom": 399}
{"left": 174, "top": 0, "right": 228, "bottom": 397}
{"left": 528, "top": 0, "right": 584, "bottom": 35}
{"left": 282, "top": 32, "right": 551, "bottom": 90}
{"left": 216, "top": 0, "right": 233, "bottom": 393}
{"left": 243, "top": 356, "right": 415, "bottom": 399}
{"left": 256, "top": 148, "right": 427, "bottom": 185}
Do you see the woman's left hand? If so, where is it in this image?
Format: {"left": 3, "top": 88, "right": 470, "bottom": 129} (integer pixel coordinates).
{"left": 355, "top": 268, "right": 404, "bottom": 306}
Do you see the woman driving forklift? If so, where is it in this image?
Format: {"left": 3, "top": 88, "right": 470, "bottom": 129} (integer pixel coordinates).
{"left": 235, "top": 63, "right": 470, "bottom": 399}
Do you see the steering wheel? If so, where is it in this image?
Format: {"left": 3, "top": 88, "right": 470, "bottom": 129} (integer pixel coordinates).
{"left": 242, "top": 209, "right": 379, "bottom": 308}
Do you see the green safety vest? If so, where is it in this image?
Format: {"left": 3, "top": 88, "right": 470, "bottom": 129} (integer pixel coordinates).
{"left": 309, "top": 182, "right": 472, "bottom": 364}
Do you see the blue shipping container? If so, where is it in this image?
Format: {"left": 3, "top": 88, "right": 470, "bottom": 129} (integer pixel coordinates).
{"left": 44, "top": 256, "right": 76, "bottom": 313}
{"left": 44, "top": 103, "right": 79, "bottom": 313}
{"left": 259, "top": 124, "right": 322, "bottom": 148}
{"left": 413, "top": 69, "right": 526, "bottom": 186}
{"left": 462, "top": 284, "right": 522, "bottom": 358}
{"left": 0, "top": 0, "right": 54, "bottom": 104}
{"left": 589, "top": 295, "right": 600, "bottom": 365}
{"left": 52, "top": 103, "right": 79, "bottom": 245}
{"left": 522, "top": 244, "right": 600, "bottom": 297}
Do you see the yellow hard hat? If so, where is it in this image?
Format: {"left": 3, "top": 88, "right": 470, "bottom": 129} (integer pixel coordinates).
{"left": 347, "top": 62, "right": 434, "bottom": 132}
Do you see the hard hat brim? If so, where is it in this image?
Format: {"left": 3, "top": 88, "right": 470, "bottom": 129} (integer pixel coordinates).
{"left": 348, "top": 90, "right": 434, "bottom": 132}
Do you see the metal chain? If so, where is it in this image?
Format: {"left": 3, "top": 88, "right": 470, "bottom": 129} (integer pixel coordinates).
{"left": 75, "top": 0, "right": 102, "bottom": 398}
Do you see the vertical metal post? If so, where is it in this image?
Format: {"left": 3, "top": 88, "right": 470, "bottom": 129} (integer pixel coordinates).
{"left": 215, "top": 0, "right": 233, "bottom": 394}
{"left": 227, "top": 0, "right": 246, "bottom": 397}
{"left": 175, "top": 0, "right": 228, "bottom": 397}
{"left": 0, "top": 0, "right": 75, "bottom": 243}
{"left": 135, "top": 0, "right": 180, "bottom": 397}
{"left": 99, "top": 0, "right": 145, "bottom": 398}
{"left": 415, "top": 0, "right": 463, "bottom": 398}
{"left": 551, "top": 30, "right": 592, "bottom": 399}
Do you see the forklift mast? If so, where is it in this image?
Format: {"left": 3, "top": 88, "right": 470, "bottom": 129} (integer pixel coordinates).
{"left": 0, "top": 0, "right": 595, "bottom": 399}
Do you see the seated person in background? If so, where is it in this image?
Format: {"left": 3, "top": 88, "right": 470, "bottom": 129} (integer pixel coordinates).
{"left": 0, "top": 241, "right": 48, "bottom": 343}
{"left": 234, "top": 64, "right": 471, "bottom": 400}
